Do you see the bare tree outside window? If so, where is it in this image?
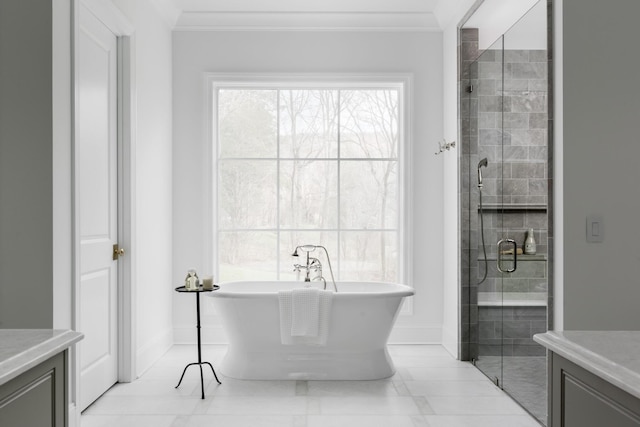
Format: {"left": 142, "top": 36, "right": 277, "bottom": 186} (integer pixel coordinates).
{"left": 216, "top": 86, "right": 401, "bottom": 283}
{"left": 340, "top": 90, "right": 399, "bottom": 281}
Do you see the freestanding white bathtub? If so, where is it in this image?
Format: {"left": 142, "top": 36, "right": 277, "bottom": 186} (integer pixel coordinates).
{"left": 207, "top": 281, "right": 414, "bottom": 380}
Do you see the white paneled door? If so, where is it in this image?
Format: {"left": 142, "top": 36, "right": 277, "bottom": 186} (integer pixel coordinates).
{"left": 77, "top": 4, "right": 120, "bottom": 411}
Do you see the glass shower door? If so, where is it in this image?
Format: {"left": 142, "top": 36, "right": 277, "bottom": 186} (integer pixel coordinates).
{"left": 499, "top": 2, "right": 549, "bottom": 423}
{"left": 469, "top": 34, "right": 506, "bottom": 387}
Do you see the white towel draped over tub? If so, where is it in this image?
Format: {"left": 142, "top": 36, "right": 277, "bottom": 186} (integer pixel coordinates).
{"left": 278, "top": 286, "right": 334, "bottom": 346}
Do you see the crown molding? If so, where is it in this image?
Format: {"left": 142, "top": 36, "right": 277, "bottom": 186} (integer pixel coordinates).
{"left": 172, "top": 0, "right": 439, "bottom": 14}
{"left": 86, "top": 0, "right": 135, "bottom": 34}
{"left": 173, "top": 11, "right": 441, "bottom": 31}
{"left": 432, "top": 0, "right": 478, "bottom": 29}
{"left": 147, "top": 0, "right": 181, "bottom": 28}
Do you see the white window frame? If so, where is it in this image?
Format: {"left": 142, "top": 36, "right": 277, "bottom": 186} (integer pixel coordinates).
{"left": 204, "top": 73, "right": 414, "bottom": 300}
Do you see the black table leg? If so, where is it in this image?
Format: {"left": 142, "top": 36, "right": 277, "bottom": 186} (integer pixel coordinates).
{"left": 198, "top": 363, "right": 204, "bottom": 399}
{"left": 175, "top": 290, "right": 221, "bottom": 399}
{"left": 204, "top": 362, "right": 221, "bottom": 384}
{"left": 196, "top": 291, "right": 202, "bottom": 364}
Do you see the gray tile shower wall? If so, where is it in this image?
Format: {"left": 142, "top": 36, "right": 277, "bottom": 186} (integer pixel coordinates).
{"left": 475, "top": 49, "right": 549, "bottom": 296}
{"left": 479, "top": 306, "right": 547, "bottom": 356}
{"left": 478, "top": 256, "right": 547, "bottom": 294}
{"left": 477, "top": 49, "right": 548, "bottom": 208}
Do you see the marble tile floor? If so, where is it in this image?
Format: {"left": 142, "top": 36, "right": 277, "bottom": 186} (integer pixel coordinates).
{"left": 476, "top": 356, "right": 547, "bottom": 426}
{"left": 82, "top": 345, "right": 543, "bottom": 427}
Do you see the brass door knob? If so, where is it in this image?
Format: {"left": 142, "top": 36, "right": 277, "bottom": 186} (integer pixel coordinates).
{"left": 113, "top": 245, "right": 125, "bottom": 260}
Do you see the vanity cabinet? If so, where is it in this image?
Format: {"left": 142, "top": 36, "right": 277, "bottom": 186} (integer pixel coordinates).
{"left": 535, "top": 331, "right": 640, "bottom": 427}
{"left": 0, "top": 351, "right": 67, "bottom": 426}
{"left": 0, "top": 330, "right": 82, "bottom": 427}
{"left": 551, "top": 352, "right": 640, "bottom": 427}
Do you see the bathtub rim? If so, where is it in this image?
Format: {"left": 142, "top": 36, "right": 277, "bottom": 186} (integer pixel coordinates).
{"left": 207, "top": 280, "right": 415, "bottom": 299}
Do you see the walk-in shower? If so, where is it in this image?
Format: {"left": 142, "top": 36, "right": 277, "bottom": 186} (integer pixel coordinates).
{"left": 459, "top": 0, "right": 552, "bottom": 425}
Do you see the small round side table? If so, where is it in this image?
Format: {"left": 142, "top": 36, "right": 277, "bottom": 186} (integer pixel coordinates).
{"left": 174, "top": 285, "right": 221, "bottom": 399}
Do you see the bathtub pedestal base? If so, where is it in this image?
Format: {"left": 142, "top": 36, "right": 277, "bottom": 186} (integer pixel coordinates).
{"left": 220, "top": 347, "right": 396, "bottom": 380}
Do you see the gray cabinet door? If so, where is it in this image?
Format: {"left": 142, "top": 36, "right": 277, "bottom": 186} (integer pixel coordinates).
{"left": 0, "top": 352, "right": 66, "bottom": 427}
{"left": 551, "top": 353, "right": 640, "bottom": 427}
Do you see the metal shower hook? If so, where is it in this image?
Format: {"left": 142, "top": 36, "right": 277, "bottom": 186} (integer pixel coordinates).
{"left": 435, "top": 139, "right": 456, "bottom": 155}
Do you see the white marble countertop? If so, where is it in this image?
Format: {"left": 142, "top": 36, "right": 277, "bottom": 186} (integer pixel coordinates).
{"left": 534, "top": 331, "right": 640, "bottom": 400}
{"left": 0, "top": 329, "right": 83, "bottom": 386}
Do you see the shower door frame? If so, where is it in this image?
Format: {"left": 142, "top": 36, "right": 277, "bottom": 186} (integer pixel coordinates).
{"left": 464, "top": 33, "right": 509, "bottom": 387}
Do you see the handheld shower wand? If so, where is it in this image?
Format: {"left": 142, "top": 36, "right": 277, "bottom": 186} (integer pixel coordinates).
{"left": 477, "top": 158, "right": 488, "bottom": 188}
{"left": 477, "top": 158, "right": 489, "bottom": 285}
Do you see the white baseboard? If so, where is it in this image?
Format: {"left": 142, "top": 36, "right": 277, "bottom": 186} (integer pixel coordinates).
{"left": 441, "top": 325, "right": 458, "bottom": 358}
{"left": 136, "top": 328, "right": 173, "bottom": 377}
{"left": 388, "top": 325, "right": 442, "bottom": 344}
{"left": 174, "top": 325, "right": 442, "bottom": 345}
{"left": 69, "top": 402, "right": 79, "bottom": 427}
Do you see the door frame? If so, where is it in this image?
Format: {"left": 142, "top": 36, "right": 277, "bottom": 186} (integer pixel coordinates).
{"left": 71, "top": 0, "right": 136, "bottom": 419}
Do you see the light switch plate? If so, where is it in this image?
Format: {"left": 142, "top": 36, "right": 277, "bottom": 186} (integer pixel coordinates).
{"left": 586, "top": 215, "right": 603, "bottom": 243}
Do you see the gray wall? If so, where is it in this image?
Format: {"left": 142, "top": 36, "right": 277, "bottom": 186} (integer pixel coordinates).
{"left": 562, "top": 0, "right": 640, "bottom": 329}
{"left": 0, "top": 0, "right": 54, "bottom": 328}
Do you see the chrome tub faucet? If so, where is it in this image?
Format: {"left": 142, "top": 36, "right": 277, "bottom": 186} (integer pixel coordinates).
{"left": 291, "top": 245, "right": 338, "bottom": 292}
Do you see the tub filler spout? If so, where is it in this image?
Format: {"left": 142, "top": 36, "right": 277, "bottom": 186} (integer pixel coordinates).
{"left": 292, "top": 244, "right": 338, "bottom": 292}
{"left": 293, "top": 255, "right": 322, "bottom": 282}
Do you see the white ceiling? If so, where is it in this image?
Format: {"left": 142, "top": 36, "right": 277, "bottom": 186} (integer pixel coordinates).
{"left": 148, "top": 0, "right": 465, "bottom": 31}
{"left": 463, "top": 0, "right": 544, "bottom": 49}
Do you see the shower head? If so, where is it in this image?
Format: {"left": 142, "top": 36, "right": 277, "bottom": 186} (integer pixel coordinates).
{"left": 477, "top": 158, "right": 488, "bottom": 188}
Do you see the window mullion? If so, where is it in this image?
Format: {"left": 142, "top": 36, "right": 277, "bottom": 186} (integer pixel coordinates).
{"left": 276, "top": 89, "right": 281, "bottom": 280}
{"left": 214, "top": 88, "right": 220, "bottom": 281}
{"left": 336, "top": 89, "right": 341, "bottom": 281}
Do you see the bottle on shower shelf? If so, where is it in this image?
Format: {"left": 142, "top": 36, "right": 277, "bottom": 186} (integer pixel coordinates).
{"left": 524, "top": 228, "right": 537, "bottom": 255}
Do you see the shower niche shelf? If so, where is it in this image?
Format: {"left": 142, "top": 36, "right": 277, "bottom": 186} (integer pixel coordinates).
{"left": 478, "top": 254, "right": 547, "bottom": 262}
{"left": 477, "top": 204, "right": 547, "bottom": 212}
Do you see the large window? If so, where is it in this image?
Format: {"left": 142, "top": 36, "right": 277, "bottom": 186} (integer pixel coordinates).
{"left": 213, "top": 80, "right": 406, "bottom": 283}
